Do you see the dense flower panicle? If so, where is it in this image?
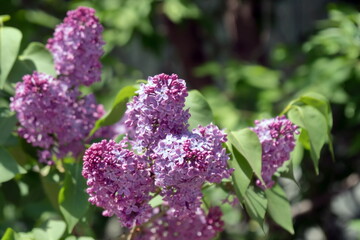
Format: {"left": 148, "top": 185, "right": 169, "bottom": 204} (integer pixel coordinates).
{"left": 10, "top": 72, "right": 102, "bottom": 164}
{"left": 125, "top": 73, "right": 190, "bottom": 151}
{"left": 152, "top": 124, "right": 232, "bottom": 216}
{"left": 135, "top": 207, "right": 224, "bottom": 240}
{"left": 251, "top": 116, "right": 299, "bottom": 189}
{"left": 47, "top": 7, "right": 104, "bottom": 86}
{"left": 82, "top": 139, "right": 155, "bottom": 228}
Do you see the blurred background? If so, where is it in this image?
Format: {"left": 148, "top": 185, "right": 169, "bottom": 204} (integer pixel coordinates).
{"left": 1, "top": 0, "right": 360, "bottom": 239}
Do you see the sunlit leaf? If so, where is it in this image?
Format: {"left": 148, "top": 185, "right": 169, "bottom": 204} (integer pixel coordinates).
{"left": 163, "top": 0, "right": 200, "bottom": 23}
{"left": 89, "top": 85, "right": 137, "bottom": 137}
{"left": 1, "top": 228, "right": 17, "bottom": 240}
{"left": 265, "top": 184, "right": 294, "bottom": 234}
{"left": 19, "top": 42, "right": 56, "bottom": 76}
{"left": 227, "top": 129, "right": 263, "bottom": 183}
{"left": 185, "top": 90, "right": 213, "bottom": 129}
{"left": 288, "top": 106, "right": 327, "bottom": 174}
{"left": 226, "top": 142, "right": 253, "bottom": 200}
{"left": 244, "top": 186, "right": 267, "bottom": 229}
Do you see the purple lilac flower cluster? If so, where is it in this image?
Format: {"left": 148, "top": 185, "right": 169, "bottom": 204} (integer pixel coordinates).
{"left": 251, "top": 116, "right": 299, "bottom": 189}
{"left": 46, "top": 7, "right": 104, "bottom": 87}
{"left": 83, "top": 73, "right": 230, "bottom": 237}
{"left": 10, "top": 7, "right": 111, "bottom": 164}
{"left": 135, "top": 206, "right": 224, "bottom": 240}
{"left": 82, "top": 139, "right": 155, "bottom": 227}
{"left": 152, "top": 124, "right": 231, "bottom": 216}
{"left": 10, "top": 72, "right": 103, "bottom": 164}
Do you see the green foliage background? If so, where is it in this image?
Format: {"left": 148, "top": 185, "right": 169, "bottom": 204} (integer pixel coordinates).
{"left": 1, "top": 0, "right": 360, "bottom": 239}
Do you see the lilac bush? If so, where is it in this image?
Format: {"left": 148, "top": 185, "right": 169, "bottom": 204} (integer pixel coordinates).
{"left": 6, "top": 5, "right": 333, "bottom": 239}
{"left": 251, "top": 116, "right": 299, "bottom": 189}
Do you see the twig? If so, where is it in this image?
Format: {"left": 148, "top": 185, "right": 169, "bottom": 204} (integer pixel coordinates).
{"left": 126, "top": 226, "right": 136, "bottom": 240}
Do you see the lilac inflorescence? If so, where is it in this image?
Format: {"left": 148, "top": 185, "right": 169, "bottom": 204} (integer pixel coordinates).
{"left": 135, "top": 206, "right": 224, "bottom": 240}
{"left": 83, "top": 73, "right": 232, "bottom": 230}
{"left": 10, "top": 72, "right": 102, "bottom": 164}
{"left": 82, "top": 139, "right": 155, "bottom": 228}
{"left": 47, "top": 7, "right": 104, "bottom": 86}
{"left": 125, "top": 73, "right": 190, "bottom": 151}
{"left": 251, "top": 116, "right": 299, "bottom": 189}
{"left": 152, "top": 124, "right": 232, "bottom": 216}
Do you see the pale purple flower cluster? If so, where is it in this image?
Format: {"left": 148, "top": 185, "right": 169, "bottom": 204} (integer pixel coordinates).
{"left": 152, "top": 124, "right": 231, "bottom": 216}
{"left": 83, "top": 73, "right": 231, "bottom": 232}
{"left": 82, "top": 139, "right": 155, "bottom": 227}
{"left": 10, "top": 72, "right": 102, "bottom": 164}
{"left": 125, "top": 73, "right": 190, "bottom": 151}
{"left": 124, "top": 73, "right": 231, "bottom": 215}
{"left": 135, "top": 206, "right": 224, "bottom": 240}
{"left": 251, "top": 116, "right": 299, "bottom": 189}
{"left": 47, "top": 7, "right": 104, "bottom": 86}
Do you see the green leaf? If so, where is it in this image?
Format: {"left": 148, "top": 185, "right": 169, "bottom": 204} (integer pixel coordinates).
{"left": 34, "top": 220, "right": 66, "bottom": 240}
{"left": 299, "top": 93, "right": 335, "bottom": 161}
{"left": 299, "top": 92, "right": 332, "bottom": 127}
{"left": 0, "top": 147, "right": 26, "bottom": 183}
{"left": 277, "top": 160, "right": 297, "bottom": 185}
{"left": 290, "top": 134, "right": 304, "bottom": 167}
{"left": 283, "top": 93, "right": 334, "bottom": 161}
{"left": 163, "top": 0, "right": 200, "bottom": 23}
{"left": 1, "top": 228, "right": 18, "bottom": 240}
{"left": 65, "top": 237, "right": 94, "bottom": 240}
{"left": 58, "top": 162, "right": 89, "bottom": 233}
{"left": 242, "top": 65, "right": 280, "bottom": 89}
{"left": 149, "top": 194, "right": 163, "bottom": 208}
{"left": 244, "top": 186, "right": 267, "bottom": 229}
{"left": 227, "top": 129, "right": 263, "bottom": 184}
{"left": 288, "top": 106, "right": 327, "bottom": 174}
{"left": 19, "top": 42, "right": 56, "bottom": 76}
{"left": 0, "top": 27, "right": 22, "bottom": 88}
{"left": 298, "top": 129, "right": 311, "bottom": 150}
{"left": 185, "top": 90, "right": 213, "bottom": 129}
{"left": 226, "top": 142, "right": 253, "bottom": 200}
{"left": 0, "top": 15, "right": 11, "bottom": 23}
{"left": 0, "top": 113, "right": 16, "bottom": 145}
{"left": 30, "top": 220, "right": 66, "bottom": 240}
{"left": 40, "top": 166, "right": 61, "bottom": 211}
{"left": 265, "top": 184, "right": 294, "bottom": 234}
{"left": 89, "top": 85, "right": 137, "bottom": 136}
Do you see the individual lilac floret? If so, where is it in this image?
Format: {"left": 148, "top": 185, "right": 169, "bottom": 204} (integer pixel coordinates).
{"left": 152, "top": 124, "right": 232, "bottom": 216}
{"left": 10, "top": 72, "right": 102, "bottom": 164}
{"left": 135, "top": 206, "right": 224, "bottom": 240}
{"left": 251, "top": 116, "right": 299, "bottom": 189}
{"left": 82, "top": 139, "right": 155, "bottom": 228}
{"left": 125, "top": 73, "right": 190, "bottom": 151}
{"left": 47, "top": 7, "right": 104, "bottom": 86}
